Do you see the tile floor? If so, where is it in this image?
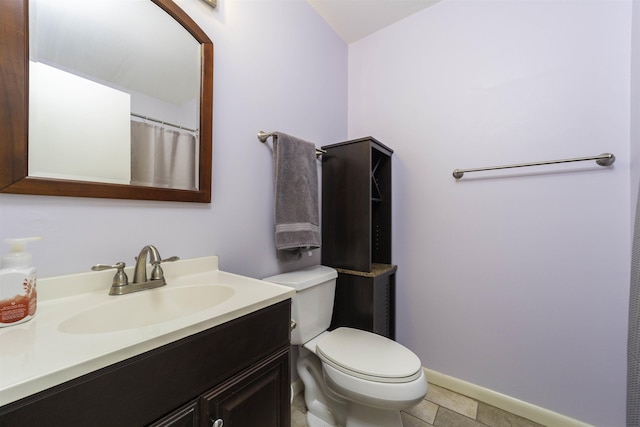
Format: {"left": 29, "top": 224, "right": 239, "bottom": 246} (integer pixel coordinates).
{"left": 290, "top": 383, "right": 546, "bottom": 427}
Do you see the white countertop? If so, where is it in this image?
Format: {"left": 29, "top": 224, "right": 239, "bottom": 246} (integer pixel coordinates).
{"left": 0, "top": 256, "right": 294, "bottom": 407}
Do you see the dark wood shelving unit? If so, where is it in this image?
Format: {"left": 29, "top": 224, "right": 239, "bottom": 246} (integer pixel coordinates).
{"left": 321, "top": 137, "right": 396, "bottom": 339}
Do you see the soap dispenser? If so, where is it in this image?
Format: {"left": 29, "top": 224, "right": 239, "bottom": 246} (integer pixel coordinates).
{"left": 0, "top": 237, "right": 41, "bottom": 327}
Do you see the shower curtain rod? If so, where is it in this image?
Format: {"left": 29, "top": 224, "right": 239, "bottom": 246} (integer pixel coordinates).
{"left": 452, "top": 152, "right": 615, "bottom": 179}
{"left": 131, "top": 112, "right": 198, "bottom": 133}
{"left": 257, "top": 131, "right": 326, "bottom": 157}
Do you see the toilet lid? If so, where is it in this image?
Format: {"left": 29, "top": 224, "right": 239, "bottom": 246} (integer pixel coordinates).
{"left": 315, "top": 328, "right": 423, "bottom": 383}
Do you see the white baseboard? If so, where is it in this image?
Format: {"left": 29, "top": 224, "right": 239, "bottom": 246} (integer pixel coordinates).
{"left": 291, "top": 368, "right": 593, "bottom": 426}
{"left": 423, "top": 368, "right": 594, "bottom": 427}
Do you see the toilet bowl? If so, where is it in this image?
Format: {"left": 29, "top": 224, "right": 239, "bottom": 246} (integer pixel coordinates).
{"left": 263, "top": 265, "right": 428, "bottom": 427}
{"left": 316, "top": 328, "right": 427, "bottom": 409}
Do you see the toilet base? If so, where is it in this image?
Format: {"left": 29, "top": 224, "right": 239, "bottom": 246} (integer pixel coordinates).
{"left": 298, "top": 347, "right": 347, "bottom": 426}
{"left": 345, "top": 403, "right": 403, "bottom": 427}
{"left": 307, "top": 410, "right": 338, "bottom": 427}
{"left": 304, "top": 400, "right": 404, "bottom": 427}
{"left": 296, "top": 345, "right": 419, "bottom": 427}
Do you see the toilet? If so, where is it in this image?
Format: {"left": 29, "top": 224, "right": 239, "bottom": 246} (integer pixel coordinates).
{"left": 264, "top": 265, "right": 428, "bottom": 427}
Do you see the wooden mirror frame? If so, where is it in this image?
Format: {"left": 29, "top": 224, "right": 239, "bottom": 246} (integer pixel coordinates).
{"left": 0, "top": 0, "right": 213, "bottom": 203}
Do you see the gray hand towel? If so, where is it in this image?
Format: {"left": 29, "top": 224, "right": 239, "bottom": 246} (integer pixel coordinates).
{"left": 273, "top": 132, "right": 321, "bottom": 251}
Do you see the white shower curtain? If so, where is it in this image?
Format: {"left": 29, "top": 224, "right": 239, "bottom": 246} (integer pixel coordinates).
{"left": 130, "top": 121, "right": 198, "bottom": 191}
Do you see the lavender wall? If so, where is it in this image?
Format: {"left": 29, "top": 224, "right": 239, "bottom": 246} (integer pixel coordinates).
{"left": 633, "top": 1, "right": 640, "bottom": 216}
{"left": 348, "top": 0, "right": 631, "bottom": 425}
{"left": 0, "top": 0, "right": 348, "bottom": 280}
{"left": 1, "top": 0, "right": 635, "bottom": 424}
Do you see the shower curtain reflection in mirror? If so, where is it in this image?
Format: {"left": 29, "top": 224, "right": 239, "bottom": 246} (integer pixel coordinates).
{"left": 130, "top": 121, "right": 198, "bottom": 191}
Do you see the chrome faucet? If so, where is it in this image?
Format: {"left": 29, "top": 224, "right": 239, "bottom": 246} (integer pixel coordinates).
{"left": 92, "top": 245, "right": 179, "bottom": 295}
{"left": 133, "top": 245, "right": 163, "bottom": 285}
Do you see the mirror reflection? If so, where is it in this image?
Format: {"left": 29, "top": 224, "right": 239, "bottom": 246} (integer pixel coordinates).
{"left": 29, "top": 0, "right": 202, "bottom": 191}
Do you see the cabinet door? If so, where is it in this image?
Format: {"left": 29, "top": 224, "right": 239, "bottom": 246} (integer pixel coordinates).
{"left": 149, "top": 400, "right": 199, "bottom": 427}
{"left": 200, "top": 348, "right": 290, "bottom": 427}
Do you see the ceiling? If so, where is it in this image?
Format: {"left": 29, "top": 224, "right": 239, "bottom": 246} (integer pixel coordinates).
{"left": 307, "top": 0, "right": 442, "bottom": 44}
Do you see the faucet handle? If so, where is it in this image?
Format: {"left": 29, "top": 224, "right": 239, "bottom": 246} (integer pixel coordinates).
{"left": 92, "top": 262, "right": 129, "bottom": 288}
{"left": 150, "top": 256, "right": 179, "bottom": 280}
{"left": 153, "top": 256, "right": 180, "bottom": 265}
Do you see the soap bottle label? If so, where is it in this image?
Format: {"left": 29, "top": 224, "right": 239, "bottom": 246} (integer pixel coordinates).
{"left": 0, "top": 269, "right": 37, "bottom": 326}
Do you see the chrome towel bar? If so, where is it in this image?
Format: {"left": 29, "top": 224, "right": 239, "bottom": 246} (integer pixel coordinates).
{"left": 258, "top": 131, "right": 326, "bottom": 157}
{"left": 452, "top": 152, "right": 615, "bottom": 179}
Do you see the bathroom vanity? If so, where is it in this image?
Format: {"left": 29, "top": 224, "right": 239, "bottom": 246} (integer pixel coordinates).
{"left": 0, "top": 257, "right": 294, "bottom": 426}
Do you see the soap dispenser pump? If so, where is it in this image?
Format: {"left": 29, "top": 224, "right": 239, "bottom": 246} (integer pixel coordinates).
{"left": 0, "top": 237, "right": 41, "bottom": 327}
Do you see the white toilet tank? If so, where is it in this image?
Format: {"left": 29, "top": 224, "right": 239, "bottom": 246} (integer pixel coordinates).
{"left": 263, "top": 265, "right": 337, "bottom": 345}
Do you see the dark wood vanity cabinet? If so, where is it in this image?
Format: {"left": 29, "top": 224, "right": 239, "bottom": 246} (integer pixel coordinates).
{"left": 321, "top": 137, "right": 396, "bottom": 339}
{"left": 150, "top": 400, "right": 199, "bottom": 427}
{"left": 152, "top": 347, "right": 289, "bottom": 427}
{"left": 200, "top": 348, "right": 289, "bottom": 426}
{"left": 0, "top": 300, "right": 291, "bottom": 427}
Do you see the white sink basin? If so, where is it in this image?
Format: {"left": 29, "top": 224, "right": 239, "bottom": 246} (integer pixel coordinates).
{"left": 58, "top": 284, "right": 235, "bottom": 334}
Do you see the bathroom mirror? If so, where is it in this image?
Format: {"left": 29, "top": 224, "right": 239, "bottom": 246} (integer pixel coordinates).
{"left": 0, "top": 0, "right": 213, "bottom": 202}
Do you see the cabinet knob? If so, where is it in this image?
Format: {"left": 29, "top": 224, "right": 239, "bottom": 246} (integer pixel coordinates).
{"left": 211, "top": 418, "right": 223, "bottom": 427}
{"left": 290, "top": 319, "right": 297, "bottom": 330}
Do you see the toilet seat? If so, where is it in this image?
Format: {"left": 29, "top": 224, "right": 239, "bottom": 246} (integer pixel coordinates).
{"left": 315, "top": 328, "right": 422, "bottom": 383}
